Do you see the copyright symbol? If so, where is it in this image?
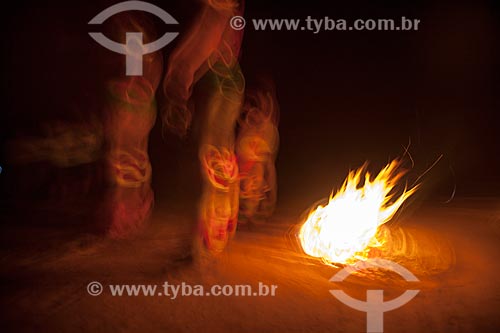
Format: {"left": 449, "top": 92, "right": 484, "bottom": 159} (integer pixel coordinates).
{"left": 87, "top": 281, "right": 103, "bottom": 296}
{"left": 230, "top": 16, "right": 246, "bottom": 30}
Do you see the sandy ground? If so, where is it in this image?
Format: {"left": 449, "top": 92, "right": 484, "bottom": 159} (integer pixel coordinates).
{"left": 1, "top": 198, "right": 499, "bottom": 333}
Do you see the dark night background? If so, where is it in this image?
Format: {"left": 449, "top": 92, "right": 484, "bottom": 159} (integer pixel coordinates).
{"left": 0, "top": 2, "right": 499, "bottom": 333}
{"left": 0, "top": 0, "right": 498, "bottom": 217}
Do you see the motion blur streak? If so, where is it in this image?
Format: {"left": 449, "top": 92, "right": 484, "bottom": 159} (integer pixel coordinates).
{"left": 9, "top": 119, "right": 102, "bottom": 168}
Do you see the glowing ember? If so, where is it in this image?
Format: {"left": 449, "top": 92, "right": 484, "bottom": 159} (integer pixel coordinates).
{"left": 299, "top": 159, "right": 418, "bottom": 265}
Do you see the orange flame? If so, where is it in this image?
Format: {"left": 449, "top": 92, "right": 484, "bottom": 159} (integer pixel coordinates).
{"left": 299, "top": 159, "right": 418, "bottom": 265}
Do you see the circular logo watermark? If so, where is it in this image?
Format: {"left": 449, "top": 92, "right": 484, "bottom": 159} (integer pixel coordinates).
{"left": 87, "top": 281, "right": 104, "bottom": 296}
{"left": 230, "top": 16, "right": 246, "bottom": 31}
{"left": 88, "top": 1, "right": 179, "bottom": 76}
{"left": 330, "top": 258, "right": 419, "bottom": 333}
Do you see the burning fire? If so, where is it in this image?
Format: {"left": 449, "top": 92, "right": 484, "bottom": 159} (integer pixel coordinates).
{"left": 299, "top": 159, "right": 418, "bottom": 265}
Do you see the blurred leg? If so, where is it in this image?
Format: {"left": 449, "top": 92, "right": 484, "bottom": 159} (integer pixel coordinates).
{"left": 197, "top": 63, "right": 244, "bottom": 254}
{"left": 237, "top": 89, "right": 280, "bottom": 223}
{"left": 103, "top": 15, "right": 163, "bottom": 238}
